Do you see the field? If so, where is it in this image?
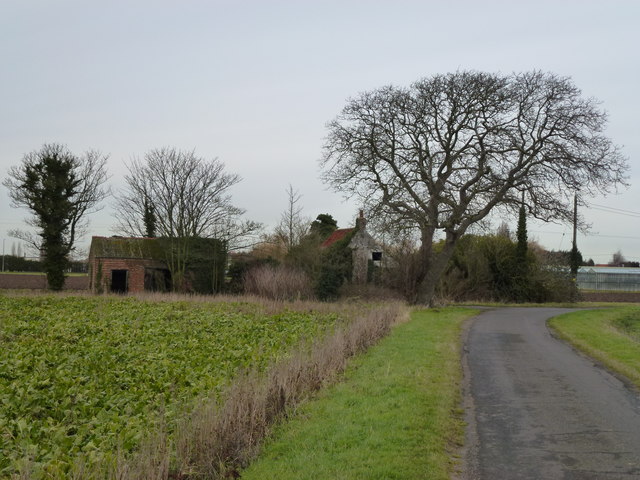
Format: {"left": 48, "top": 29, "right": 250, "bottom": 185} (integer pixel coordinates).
{"left": 0, "top": 294, "right": 341, "bottom": 478}
{"left": 0, "top": 274, "right": 88, "bottom": 291}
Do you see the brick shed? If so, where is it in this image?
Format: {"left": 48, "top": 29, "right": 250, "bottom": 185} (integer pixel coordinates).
{"left": 88, "top": 236, "right": 169, "bottom": 294}
{"left": 88, "top": 236, "right": 227, "bottom": 294}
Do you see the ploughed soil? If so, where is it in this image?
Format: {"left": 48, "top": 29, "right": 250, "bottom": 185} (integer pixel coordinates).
{"left": 580, "top": 291, "right": 640, "bottom": 303}
{"left": 0, "top": 273, "right": 88, "bottom": 290}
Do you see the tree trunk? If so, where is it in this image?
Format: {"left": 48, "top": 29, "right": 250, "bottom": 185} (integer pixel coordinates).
{"left": 414, "top": 235, "right": 458, "bottom": 306}
{"left": 43, "top": 230, "right": 69, "bottom": 291}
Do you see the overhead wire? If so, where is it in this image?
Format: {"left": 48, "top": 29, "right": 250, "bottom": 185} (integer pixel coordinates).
{"left": 586, "top": 203, "right": 640, "bottom": 218}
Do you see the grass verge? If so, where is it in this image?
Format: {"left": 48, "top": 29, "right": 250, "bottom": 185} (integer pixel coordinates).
{"left": 548, "top": 306, "right": 640, "bottom": 388}
{"left": 453, "top": 300, "right": 639, "bottom": 308}
{"left": 240, "top": 307, "right": 479, "bottom": 480}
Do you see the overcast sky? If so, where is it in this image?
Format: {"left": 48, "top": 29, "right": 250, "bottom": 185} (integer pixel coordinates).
{"left": 1, "top": 0, "right": 638, "bottom": 263}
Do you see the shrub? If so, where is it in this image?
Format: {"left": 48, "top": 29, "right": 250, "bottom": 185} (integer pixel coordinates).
{"left": 314, "top": 230, "right": 354, "bottom": 301}
{"left": 243, "top": 264, "right": 314, "bottom": 301}
{"left": 338, "top": 283, "right": 404, "bottom": 302}
{"left": 1, "top": 255, "right": 43, "bottom": 272}
{"left": 376, "top": 238, "right": 424, "bottom": 302}
{"left": 437, "top": 234, "right": 577, "bottom": 303}
{"left": 226, "top": 254, "right": 279, "bottom": 294}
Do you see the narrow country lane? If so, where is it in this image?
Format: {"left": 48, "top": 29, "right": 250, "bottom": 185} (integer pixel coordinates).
{"left": 464, "top": 308, "right": 640, "bottom": 480}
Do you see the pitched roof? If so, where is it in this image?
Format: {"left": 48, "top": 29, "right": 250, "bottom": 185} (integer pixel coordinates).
{"left": 321, "top": 228, "right": 354, "bottom": 248}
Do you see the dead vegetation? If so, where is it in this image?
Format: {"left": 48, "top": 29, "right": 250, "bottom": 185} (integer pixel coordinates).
{"left": 242, "top": 264, "right": 315, "bottom": 301}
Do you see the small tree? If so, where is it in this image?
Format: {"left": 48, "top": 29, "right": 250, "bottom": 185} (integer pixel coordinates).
{"left": 315, "top": 229, "right": 355, "bottom": 300}
{"left": 274, "top": 184, "right": 309, "bottom": 254}
{"left": 142, "top": 198, "right": 156, "bottom": 237}
{"left": 516, "top": 204, "right": 528, "bottom": 264}
{"left": 569, "top": 245, "right": 583, "bottom": 276}
{"left": 496, "top": 222, "right": 512, "bottom": 239}
{"left": 283, "top": 213, "right": 344, "bottom": 297}
{"left": 609, "top": 250, "right": 626, "bottom": 267}
{"left": 285, "top": 214, "right": 338, "bottom": 273}
{"left": 3, "top": 144, "right": 108, "bottom": 290}
{"left": 309, "top": 214, "right": 338, "bottom": 239}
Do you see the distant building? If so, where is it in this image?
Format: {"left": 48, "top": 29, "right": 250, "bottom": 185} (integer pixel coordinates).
{"left": 88, "top": 236, "right": 170, "bottom": 293}
{"left": 321, "top": 228, "right": 355, "bottom": 248}
{"left": 321, "top": 211, "right": 382, "bottom": 284}
{"left": 577, "top": 266, "right": 640, "bottom": 292}
{"left": 88, "top": 236, "right": 226, "bottom": 294}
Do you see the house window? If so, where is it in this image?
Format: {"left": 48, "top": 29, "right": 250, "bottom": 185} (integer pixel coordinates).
{"left": 111, "top": 269, "right": 128, "bottom": 293}
{"left": 372, "top": 251, "right": 383, "bottom": 261}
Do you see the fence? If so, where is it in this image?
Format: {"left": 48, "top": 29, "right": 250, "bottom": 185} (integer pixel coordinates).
{"left": 577, "top": 267, "right": 640, "bottom": 292}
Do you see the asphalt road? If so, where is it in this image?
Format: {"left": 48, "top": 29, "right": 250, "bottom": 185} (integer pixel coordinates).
{"left": 463, "top": 307, "right": 640, "bottom": 479}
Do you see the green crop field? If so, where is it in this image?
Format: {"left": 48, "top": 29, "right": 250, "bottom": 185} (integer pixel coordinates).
{"left": 0, "top": 295, "right": 340, "bottom": 478}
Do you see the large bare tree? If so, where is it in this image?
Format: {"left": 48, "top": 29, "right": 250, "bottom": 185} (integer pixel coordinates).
{"left": 114, "top": 147, "right": 259, "bottom": 290}
{"left": 322, "top": 71, "right": 628, "bottom": 304}
{"left": 4, "top": 143, "right": 108, "bottom": 290}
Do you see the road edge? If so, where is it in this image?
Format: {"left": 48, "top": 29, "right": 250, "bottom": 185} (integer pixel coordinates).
{"left": 452, "top": 309, "right": 487, "bottom": 480}
{"left": 546, "top": 312, "right": 640, "bottom": 396}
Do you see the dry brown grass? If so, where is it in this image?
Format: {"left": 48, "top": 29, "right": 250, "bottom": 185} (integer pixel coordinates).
{"left": 243, "top": 264, "right": 315, "bottom": 301}
{"left": 102, "top": 302, "right": 404, "bottom": 480}
{"left": 338, "top": 282, "right": 405, "bottom": 302}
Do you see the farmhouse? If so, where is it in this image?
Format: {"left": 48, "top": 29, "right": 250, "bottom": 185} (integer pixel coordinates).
{"left": 88, "top": 236, "right": 226, "bottom": 294}
{"left": 321, "top": 211, "right": 382, "bottom": 284}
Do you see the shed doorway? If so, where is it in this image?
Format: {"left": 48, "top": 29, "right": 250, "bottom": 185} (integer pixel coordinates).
{"left": 111, "top": 269, "right": 128, "bottom": 293}
{"left": 144, "top": 268, "right": 172, "bottom": 292}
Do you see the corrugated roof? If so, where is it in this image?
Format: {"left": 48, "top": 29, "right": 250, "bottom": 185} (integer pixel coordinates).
{"left": 578, "top": 266, "right": 640, "bottom": 275}
{"left": 321, "top": 228, "right": 354, "bottom": 248}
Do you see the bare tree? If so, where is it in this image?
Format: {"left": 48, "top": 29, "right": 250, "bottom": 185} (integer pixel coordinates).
{"left": 609, "top": 250, "right": 626, "bottom": 267}
{"left": 3, "top": 143, "right": 108, "bottom": 289}
{"left": 7, "top": 229, "right": 41, "bottom": 256}
{"left": 322, "top": 71, "right": 628, "bottom": 304}
{"left": 113, "top": 147, "right": 260, "bottom": 290}
{"left": 209, "top": 215, "right": 262, "bottom": 252}
{"left": 115, "top": 148, "right": 243, "bottom": 237}
{"left": 274, "top": 184, "right": 309, "bottom": 253}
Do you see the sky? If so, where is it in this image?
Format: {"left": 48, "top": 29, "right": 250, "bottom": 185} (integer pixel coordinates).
{"left": 1, "top": 0, "right": 638, "bottom": 263}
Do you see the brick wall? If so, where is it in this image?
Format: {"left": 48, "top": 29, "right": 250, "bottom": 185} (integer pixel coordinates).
{"left": 0, "top": 274, "right": 89, "bottom": 290}
{"left": 89, "top": 257, "right": 165, "bottom": 293}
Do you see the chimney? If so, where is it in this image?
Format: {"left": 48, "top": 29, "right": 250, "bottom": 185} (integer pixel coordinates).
{"left": 356, "top": 210, "right": 366, "bottom": 230}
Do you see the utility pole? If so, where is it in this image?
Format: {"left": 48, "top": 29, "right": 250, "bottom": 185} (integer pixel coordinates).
{"left": 572, "top": 194, "right": 578, "bottom": 253}
{"left": 570, "top": 193, "right": 579, "bottom": 277}
{"left": 2, "top": 238, "right": 5, "bottom": 272}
